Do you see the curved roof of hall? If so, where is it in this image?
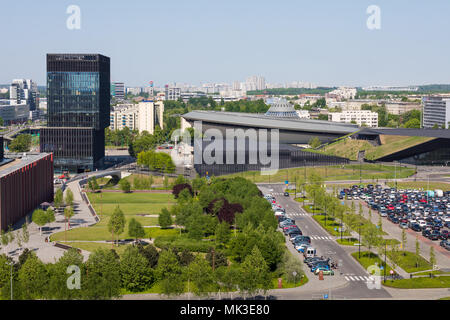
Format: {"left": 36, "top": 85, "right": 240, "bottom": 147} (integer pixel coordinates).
{"left": 182, "top": 110, "right": 359, "bottom": 135}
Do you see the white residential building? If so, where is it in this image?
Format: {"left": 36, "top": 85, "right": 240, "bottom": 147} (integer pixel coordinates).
{"left": 110, "top": 100, "right": 164, "bottom": 133}
{"left": 164, "top": 86, "right": 181, "bottom": 101}
{"left": 143, "top": 86, "right": 154, "bottom": 97}
{"left": 326, "top": 87, "right": 357, "bottom": 101}
{"left": 126, "top": 87, "right": 143, "bottom": 95}
{"left": 110, "top": 104, "right": 139, "bottom": 131}
{"left": 422, "top": 96, "right": 450, "bottom": 129}
{"left": 9, "top": 79, "right": 38, "bottom": 110}
{"left": 138, "top": 100, "right": 164, "bottom": 134}
{"left": 328, "top": 110, "right": 378, "bottom": 127}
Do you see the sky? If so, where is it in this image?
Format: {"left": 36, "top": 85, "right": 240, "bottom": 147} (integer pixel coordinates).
{"left": 1, "top": 0, "right": 450, "bottom": 87}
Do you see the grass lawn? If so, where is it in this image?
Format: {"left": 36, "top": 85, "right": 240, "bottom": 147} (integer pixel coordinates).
{"left": 88, "top": 192, "right": 174, "bottom": 204}
{"left": 303, "top": 205, "right": 322, "bottom": 214}
{"left": 311, "top": 136, "right": 433, "bottom": 161}
{"left": 59, "top": 241, "right": 130, "bottom": 255}
{"left": 146, "top": 227, "right": 181, "bottom": 238}
{"left": 98, "top": 174, "right": 176, "bottom": 190}
{"left": 365, "top": 135, "right": 434, "bottom": 160}
{"left": 384, "top": 239, "right": 401, "bottom": 246}
{"left": 271, "top": 274, "right": 308, "bottom": 289}
{"left": 386, "top": 181, "right": 450, "bottom": 191}
{"left": 414, "top": 270, "right": 450, "bottom": 276}
{"left": 92, "top": 203, "right": 168, "bottom": 216}
{"left": 222, "top": 164, "right": 414, "bottom": 183}
{"left": 50, "top": 193, "right": 174, "bottom": 242}
{"left": 336, "top": 238, "right": 359, "bottom": 246}
{"left": 355, "top": 214, "right": 388, "bottom": 236}
{"left": 351, "top": 251, "right": 394, "bottom": 275}
{"left": 382, "top": 276, "right": 450, "bottom": 289}
{"left": 387, "top": 251, "right": 432, "bottom": 273}
{"left": 312, "top": 215, "right": 351, "bottom": 237}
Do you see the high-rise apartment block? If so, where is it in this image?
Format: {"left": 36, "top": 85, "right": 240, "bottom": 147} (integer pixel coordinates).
{"left": 422, "top": 96, "right": 450, "bottom": 129}
{"left": 10, "top": 79, "right": 39, "bottom": 110}
{"left": 111, "top": 82, "right": 125, "bottom": 100}
{"left": 164, "top": 86, "right": 181, "bottom": 100}
{"left": 40, "top": 53, "right": 110, "bottom": 173}
{"left": 138, "top": 100, "right": 164, "bottom": 134}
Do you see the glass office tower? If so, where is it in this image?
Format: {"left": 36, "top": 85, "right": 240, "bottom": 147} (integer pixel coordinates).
{"left": 40, "top": 54, "right": 110, "bottom": 173}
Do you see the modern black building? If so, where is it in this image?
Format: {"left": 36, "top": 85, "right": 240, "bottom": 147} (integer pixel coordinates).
{"left": 193, "top": 139, "right": 349, "bottom": 177}
{"left": 354, "top": 128, "right": 450, "bottom": 166}
{"left": 40, "top": 54, "right": 110, "bottom": 173}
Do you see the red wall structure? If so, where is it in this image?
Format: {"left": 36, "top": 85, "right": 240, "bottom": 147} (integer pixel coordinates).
{"left": 0, "top": 154, "right": 54, "bottom": 231}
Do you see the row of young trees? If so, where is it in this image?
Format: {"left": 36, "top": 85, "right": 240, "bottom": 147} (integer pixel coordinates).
{"left": 137, "top": 150, "right": 176, "bottom": 173}
{"left": 0, "top": 239, "right": 278, "bottom": 299}
{"left": 301, "top": 174, "right": 437, "bottom": 271}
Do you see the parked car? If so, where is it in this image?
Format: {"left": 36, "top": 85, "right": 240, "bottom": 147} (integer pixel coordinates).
{"left": 399, "top": 222, "right": 409, "bottom": 229}
{"left": 429, "top": 231, "right": 440, "bottom": 241}
{"left": 314, "top": 268, "right": 334, "bottom": 276}
{"left": 291, "top": 235, "right": 311, "bottom": 244}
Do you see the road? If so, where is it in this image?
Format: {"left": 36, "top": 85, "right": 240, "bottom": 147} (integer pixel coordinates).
{"left": 258, "top": 184, "right": 392, "bottom": 299}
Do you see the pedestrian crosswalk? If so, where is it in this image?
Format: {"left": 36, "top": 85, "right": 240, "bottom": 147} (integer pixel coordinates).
{"left": 287, "top": 212, "right": 308, "bottom": 217}
{"left": 309, "top": 235, "right": 333, "bottom": 241}
{"left": 343, "top": 274, "right": 375, "bottom": 282}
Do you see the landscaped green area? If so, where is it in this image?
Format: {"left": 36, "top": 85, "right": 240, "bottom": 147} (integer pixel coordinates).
{"left": 386, "top": 181, "right": 450, "bottom": 191}
{"left": 351, "top": 251, "right": 394, "bottom": 275}
{"left": 387, "top": 251, "right": 432, "bottom": 273}
{"left": 59, "top": 241, "right": 131, "bottom": 255}
{"left": 336, "top": 238, "right": 359, "bottom": 246}
{"left": 414, "top": 270, "right": 450, "bottom": 276}
{"left": 3, "top": 175, "right": 310, "bottom": 300}
{"left": 382, "top": 276, "right": 450, "bottom": 289}
{"left": 222, "top": 164, "right": 414, "bottom": 183}
{"left": 312, "top": 135, "right": 433, "bottom": 161}
{"left": 50, "top": 192, "right": 174, "bottom": 242}
{"left": 96, "top": 174, "right": 176, "bottom": 190}
{"left": 312, "top": 215, "right": 351, "bottom": 237}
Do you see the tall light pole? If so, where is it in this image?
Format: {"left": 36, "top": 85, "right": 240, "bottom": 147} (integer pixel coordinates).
{"left": 358, "top": 223, "right": 361, "bottom": 259}
{"left": 5, "top": 261, "right": 13, "bottom": 300}
{"left": 394, "top": 162, "right": 397, "bottom": 190}
{"left": 384, "top": 240, "right": 387, "bottom": 283}
{"left": 359, "top": 162, "right": 362, "bottom": 184}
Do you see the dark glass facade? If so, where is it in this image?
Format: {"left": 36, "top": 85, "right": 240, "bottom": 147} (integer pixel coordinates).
{"left": 41, "top": 54, "right": 110, "bottom": 173}
{"left": 193, "top": 140, "right": 349, "bottom": 177}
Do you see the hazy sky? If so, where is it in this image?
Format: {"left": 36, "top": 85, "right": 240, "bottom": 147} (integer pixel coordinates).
{"left": 1, "top": 0, "right": 450, "bottom": 87}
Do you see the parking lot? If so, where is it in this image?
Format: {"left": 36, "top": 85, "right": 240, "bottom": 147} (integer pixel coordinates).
{"left": 339, "top": 184, "right": 450, "bottom": 267}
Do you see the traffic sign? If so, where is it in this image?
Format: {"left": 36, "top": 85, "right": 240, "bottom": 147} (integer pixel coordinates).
{"left": 285, "top": 180, "right": 289, "bottom": 185}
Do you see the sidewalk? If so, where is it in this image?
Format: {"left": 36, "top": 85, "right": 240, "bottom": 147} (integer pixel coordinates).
{"left": 5, "top": 180, "right": 96, "bottom": 263}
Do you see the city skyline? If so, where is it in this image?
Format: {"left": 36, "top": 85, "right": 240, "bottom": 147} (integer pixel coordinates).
{"left": 1, "top": 0, "right": 450, "bottom": 87}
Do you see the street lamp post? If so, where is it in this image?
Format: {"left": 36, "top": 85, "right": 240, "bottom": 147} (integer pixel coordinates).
{"left": 5, "top": 261, "right": 13, "bottom": 300}
{"left": 394, "top": 162, "right": 397, "bottom": 190}
{"left": 384, "top": 241, "right": 387, "bottom": 283}
{"left": 358, "top": 223, "right": 361, "bottom": 259}
{"left": 359, "top": 162, "right": 362, "bottom": 184}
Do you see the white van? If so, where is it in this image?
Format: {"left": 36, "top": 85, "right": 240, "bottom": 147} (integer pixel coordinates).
{"left": 303, "top": 247, "right": 316, "bottom": 258}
